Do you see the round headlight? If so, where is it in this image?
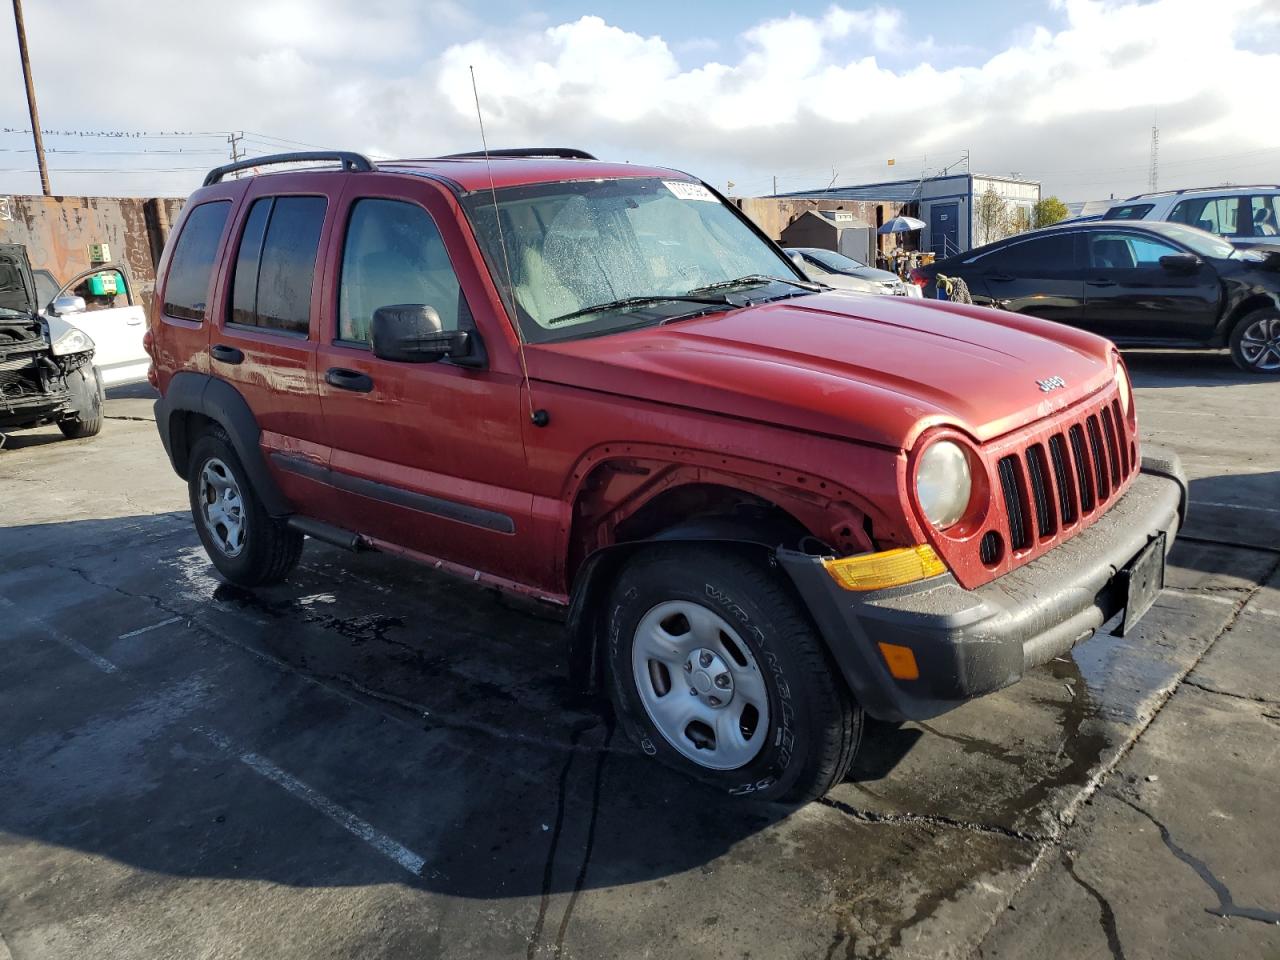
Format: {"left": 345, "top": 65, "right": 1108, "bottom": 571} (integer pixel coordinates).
{"left": 1115, "top": 362, "right": 1131, "bottom": 418}
{"left": 916, "top": 440, "right": 973, "bottom": 529}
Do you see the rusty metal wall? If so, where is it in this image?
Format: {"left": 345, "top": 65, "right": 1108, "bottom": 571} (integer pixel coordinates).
{"left": 0, "top": 194, "right": 185, "bottom": 308}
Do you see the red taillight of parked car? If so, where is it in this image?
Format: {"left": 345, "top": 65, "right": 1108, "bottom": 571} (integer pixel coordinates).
{"left": 142, "top": 328, "right": 155, "bottom": 357}
{"left": 908, "top": 268, "right": 928, "bottom": 288}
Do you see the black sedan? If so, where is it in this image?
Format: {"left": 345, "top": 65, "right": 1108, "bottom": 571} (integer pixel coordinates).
{"left": 913, "top": 221, "right": 1280, "bottom": 373}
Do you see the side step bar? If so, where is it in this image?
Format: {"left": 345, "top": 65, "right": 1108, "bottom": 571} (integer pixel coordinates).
{"left": 287, "top": 516, "right": 368, "bottom": 552}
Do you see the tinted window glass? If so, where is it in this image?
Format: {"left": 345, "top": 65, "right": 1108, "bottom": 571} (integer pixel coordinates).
{"left": 1103, "top": 203, "right": 1154, "bottom": 220}
{"left": 978, "top": 234, "right": 1075, "bottom": 273}
{"left": 338, "top": 198, "right": 464, "bottom": 344}
{"left": 163, "top": 201, "right": 230, "bottom": 321}
{"left": 230, "top": 198, "right": 271, "bottom": 326}
{"left": 228, "top": 196, "right": 326, "bottom": 335}
{"left": 1249, "top": 196, "right": 1278, "bottom": 237}
{"left": 1088, "top": 232, "right": 1181, "bottom": 269}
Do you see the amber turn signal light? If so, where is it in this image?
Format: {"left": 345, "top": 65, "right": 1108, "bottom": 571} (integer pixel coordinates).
{"left": 877, "top": 642, "right": 920, "bottom": 680}
{"left": 821, "top": 544, "right": 947, "bottom": 591}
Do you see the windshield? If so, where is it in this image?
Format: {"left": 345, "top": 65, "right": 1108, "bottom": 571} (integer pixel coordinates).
{"left": 1153, "top": 222, "right": 1236, "bottom": 259}
{"left": 463, "top": 177, "right": 806, "bottom": 342}
{"left": 799, "top": 248, "right": 869, "bottom": 273}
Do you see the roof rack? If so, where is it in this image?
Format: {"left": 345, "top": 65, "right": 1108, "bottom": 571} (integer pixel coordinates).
{"left": 203, "top": 151, "right": 377, "bottom": 187}
{"left": 437, "top": 147, "right": 597, "bottom": 161}
{"left": 1122, "top": 184, "right": 1280, "bottom": 201}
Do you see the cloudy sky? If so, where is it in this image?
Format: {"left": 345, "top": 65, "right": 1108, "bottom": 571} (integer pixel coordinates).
{"left": 1, "top": 0, "right": 1278, "bottom": 201}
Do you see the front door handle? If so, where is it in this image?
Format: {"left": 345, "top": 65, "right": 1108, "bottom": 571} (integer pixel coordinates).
{"left": 987, "top": 273, "right": 1015, "bottom": 282}
{"left": 1086, "top": 278, "right": 1116, "bottom": 287}
{"left": 326, "top": 367, "right": 374, "bottom": 393}
{"left": 211, "top": 344, "right": 244, "bottom": 364}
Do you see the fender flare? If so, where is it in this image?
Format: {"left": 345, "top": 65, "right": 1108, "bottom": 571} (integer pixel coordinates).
{"left": 564, "top": 513, "right": 804, "bottom": 692}
{"left": 153, "top": 371, "right": 292, "bottom": 517}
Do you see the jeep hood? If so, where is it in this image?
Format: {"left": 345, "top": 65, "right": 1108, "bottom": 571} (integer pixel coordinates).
{"left": 0, "top": 243, "right": 38, "bottom": 317}
{"left": 527, "top": 291, "right": 1117, "bottom": 449}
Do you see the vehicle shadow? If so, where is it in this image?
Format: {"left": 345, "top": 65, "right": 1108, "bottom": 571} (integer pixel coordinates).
{"left": 1122, "top": 348, "right": 1269, "bottom": 388}
{"left": 105, "top": 381, "right": 159, "bottom": 401}
{"left": 1179, "top": 471, "right": 1280, "bottom": 551}
{"left": 0, "top": 512, "right": 928, "bottom": 904}
{"left": 0, "top": 424, "right": 67, "bottom": 450}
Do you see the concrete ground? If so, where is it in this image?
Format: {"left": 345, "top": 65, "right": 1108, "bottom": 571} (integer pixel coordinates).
{"left": 0, "top": 354, "right": 1277, "bottom": 960}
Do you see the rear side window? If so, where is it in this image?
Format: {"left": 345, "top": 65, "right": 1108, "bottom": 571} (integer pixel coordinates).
{"left": 229, "top": 196, "right": 327, "bottom": 336}
{"left": 1169, "top": 196, "right": 1242, "bottom": 236}
{"left": 1102, "top": 203, "right": 1154, "bottom": 221}
{"left": 163, "top": 201, "right": 230, "bottom": 321}
{"left": 337, "top": 198, "right": 464, "bottom": 344}
{"left": 976, "top": 234, "right": 1076, "bottom": 273}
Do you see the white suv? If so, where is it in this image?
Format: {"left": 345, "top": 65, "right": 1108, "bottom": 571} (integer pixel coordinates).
{"left": 1104, "top": 186, "right": 1280, "bottom": 250}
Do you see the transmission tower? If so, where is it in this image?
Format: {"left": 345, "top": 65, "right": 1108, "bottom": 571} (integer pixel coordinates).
{"left": 1148, "top": 123, "right": 1159, "bottom": 192}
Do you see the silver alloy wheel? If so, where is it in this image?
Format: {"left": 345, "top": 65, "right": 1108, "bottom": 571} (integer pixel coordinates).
{"left": 631, "top": 600, "right": 770, "bottom": 771}
{"left": 1239, "top": 315, "right": 1280, "bottom": 371}
{"left": 198, "top": 457, "right": 247, "bottom": 558}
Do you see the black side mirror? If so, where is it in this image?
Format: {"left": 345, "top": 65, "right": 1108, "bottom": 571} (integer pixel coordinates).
{"left": 1159, "top": 253, "right": 1201, "bottom": 274}
{"left": 370, "top": 304, "right": 469, "bottom": 363}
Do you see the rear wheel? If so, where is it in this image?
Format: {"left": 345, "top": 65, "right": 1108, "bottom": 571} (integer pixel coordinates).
{"left": 58, "top": 363, "right": 103, "bottom": 439}
{"left": 187, "top": 425, "right": 303, "bottom": 586}
{"left": 1229, "top": 309, "right": 1280, "bottom": 374}
{"left": 606, "top": 545, "right": 862, "bottom": 803}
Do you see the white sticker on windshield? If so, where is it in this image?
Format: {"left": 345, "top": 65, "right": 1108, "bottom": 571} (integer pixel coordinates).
{"left": 663, "top": 180, "right": 717, "bottom": 202}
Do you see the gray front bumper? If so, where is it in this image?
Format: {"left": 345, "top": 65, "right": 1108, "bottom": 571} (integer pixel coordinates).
{"left": 778, "top": 449, "right": 1187, "bottom": 722}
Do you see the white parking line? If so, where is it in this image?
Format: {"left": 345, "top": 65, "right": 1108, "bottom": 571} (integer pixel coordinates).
{"left": 0, "top": 596, "right": 119, "bottom": 674}
{"left": 117, "top": 616, "right": 183, "bottom": 640}
{"left": 200, "top": 728, "right": 426, "bottom": 877}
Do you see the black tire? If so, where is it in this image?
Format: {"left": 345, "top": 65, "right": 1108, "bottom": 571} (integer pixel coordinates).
{"left": 187, "top": 424, "right": 303, "bottom": 586}
{"left": 58, "top": 364, "right": 104, "bottom": 439}
{"left": 1229, "top": 308, "right": 1280, "bottom": 374}
{"left": 605, "top": 545, "right": 862, "bottom": 804}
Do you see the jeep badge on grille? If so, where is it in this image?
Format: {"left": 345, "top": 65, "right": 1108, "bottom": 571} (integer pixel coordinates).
{"left": 1037, "top": 376, "right": 1067, "bottom": 393}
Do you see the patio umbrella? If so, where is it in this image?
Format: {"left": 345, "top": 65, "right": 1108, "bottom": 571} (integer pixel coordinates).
{"left": 878, "top": 215, "right": 927, "bottom": 234}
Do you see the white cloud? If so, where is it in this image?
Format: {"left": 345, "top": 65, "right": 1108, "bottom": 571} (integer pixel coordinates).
{"left": 1, "top": 0, "right": 1277, "bottom": 200}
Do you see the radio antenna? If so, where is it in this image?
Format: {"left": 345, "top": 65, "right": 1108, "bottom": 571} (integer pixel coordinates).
{"left": 470, "top": 65, "right": 542, "bottom": 426}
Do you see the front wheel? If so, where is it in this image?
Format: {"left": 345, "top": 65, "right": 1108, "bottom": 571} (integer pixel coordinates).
{"left": 58, "top": 363, "right": 103, "bottom": 439}
{"left": 1229, "top": 309, "right": 1280, "bottom": 374}
{"left": 606, "top": 545, "right": 862, "bottom": 803}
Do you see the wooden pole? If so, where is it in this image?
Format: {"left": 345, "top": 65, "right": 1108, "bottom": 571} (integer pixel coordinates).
{"left": 12, "top": 0, "right": 50, "bottom": 196}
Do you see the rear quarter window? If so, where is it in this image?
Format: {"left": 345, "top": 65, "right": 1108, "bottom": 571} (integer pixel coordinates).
{"left": 162, "top": 201, "right": 231, "bottom": 321}
{"left": 1103, "top": 203, "right": 1154, "bottom": 220}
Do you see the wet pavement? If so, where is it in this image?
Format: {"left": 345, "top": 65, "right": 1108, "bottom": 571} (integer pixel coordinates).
{"left": 1, "top": 355, "right": 1278, "bottom": 959}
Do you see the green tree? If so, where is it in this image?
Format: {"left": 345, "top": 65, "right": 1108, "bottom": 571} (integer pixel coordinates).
{"left": 1033, "top": 196, "right": 1069, "bottom": 228}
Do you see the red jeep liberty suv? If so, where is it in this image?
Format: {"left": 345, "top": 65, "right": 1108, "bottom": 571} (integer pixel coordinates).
{"left": 149, "top": 149, "right": 1186, "bottom": 802}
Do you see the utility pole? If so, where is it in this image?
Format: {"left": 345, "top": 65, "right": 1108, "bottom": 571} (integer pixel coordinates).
{"left": 1148, "top": 122, "right": 1159, "bottom": 192}
{"left": 11, "top": 0, "right": 50, "bottom": 196}
{"left": 227, "top": 131, "right": 245, "bottom": 177}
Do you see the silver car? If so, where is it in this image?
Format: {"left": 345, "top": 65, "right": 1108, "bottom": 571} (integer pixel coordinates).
{"left": 786, "top": 247, "right": 922, "bottom": 297}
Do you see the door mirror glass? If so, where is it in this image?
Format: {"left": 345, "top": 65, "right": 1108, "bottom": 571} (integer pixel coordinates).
{"left": 52, "top": 294, "right": 87, "bottom": 315}
{"left": 370, "top": 304, "right": 469, "bottom": 363}
{"left": 1159, "top": 253, "right": 1201, "bottom": 274}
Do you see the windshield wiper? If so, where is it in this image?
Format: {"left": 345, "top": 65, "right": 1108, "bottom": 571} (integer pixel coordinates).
{"left": 686, "top": 274, "right": 823, "bottom": 295}
{"left": 546, "top": 294, "right": 732, "bottom": 326}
